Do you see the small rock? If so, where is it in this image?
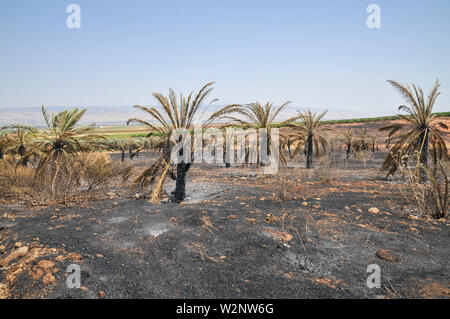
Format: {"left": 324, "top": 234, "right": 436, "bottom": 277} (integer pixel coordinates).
{"left": 0, "top": 245, "right": 5, "bottom": 254}
{"left": 42, "top": 273, "right": 56, "bottom": 285}
{"left": 37, "top": 260, "right": 55, "bottom": 270}
{"left": 376, "top": 249, "right": 398, "bottom": 262}
{"left": 368, "top": 207, "right": 380, "bottom": 215}
{"left": 106, "top": 192, "right": 116, "bottom": 199}
{"left": 0, "top": 283, "right": 8, "bottom": 299}
{"left": 68, "top": 253, "right": 82, "bottom": 262}
{"left": 14, "top": 242, "right": 22, "bottom": 248}
{"left": 302, "top": 202, "right": 308, "bottom": 206}
{"left": 30, "top": 267, "right": 45, "bottom": 280}
{"left": 0, "top": 246, "right": 28, "bottom": 266}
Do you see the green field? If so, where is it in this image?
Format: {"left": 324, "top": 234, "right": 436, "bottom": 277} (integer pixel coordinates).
{"left": 86, "top": 112, "right": 450, "bottom": 139}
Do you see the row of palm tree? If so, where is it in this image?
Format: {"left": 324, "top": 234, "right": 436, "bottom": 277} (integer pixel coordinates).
{"left": 341, "top": 128, "right": 379, "bottom": 159}
{"left": 126, "top": 79, "right": 448, "bottom": 202}
{"left": 0, "top": 79, "right": 447, "bottom": 204}
{"left": 106, "top": 138, "right": 149, "bottom": 162}
{"left": 125, "top": 83, "right": 334, "bottom": 202}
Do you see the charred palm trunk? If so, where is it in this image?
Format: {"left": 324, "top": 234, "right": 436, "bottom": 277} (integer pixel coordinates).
{"left": 418, "top": 129, "right": 429, "bottom": 181}
{"left": 19, "top": 145, "right": 27, "bottom": 167}
{"left": 173, "top": 139, "right": 191, "bottom": 203}
{"left": 0, "top": 147, "right": 3, "bottom": 159}
{"left": 306, "top": 134, "right": 313, "bottom": 169}
{"left": 174, "top": 162, "right": 190, "bottom": 202}
{"left": 346, "top": 143, "right": 351, "bottom": 159}
{"left": 287, "top": 140, "right": 292, "bottom": 158}
{"left": 121, "top": 149, "right": 125, "bottom": 162}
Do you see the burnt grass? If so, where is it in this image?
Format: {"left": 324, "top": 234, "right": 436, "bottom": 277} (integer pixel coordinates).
{"left": 0, "top": 151, "right": 449, "bottom": 299}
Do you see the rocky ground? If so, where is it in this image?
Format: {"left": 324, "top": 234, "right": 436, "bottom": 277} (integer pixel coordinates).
{"left": 0, "top": 152, "right": 449, "bottom": 299}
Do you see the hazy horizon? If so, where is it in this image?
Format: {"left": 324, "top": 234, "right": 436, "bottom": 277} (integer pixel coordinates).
{"left": 1, "top": 1, "right": 449, "bottom": 114}
{"left": 0, "top": 104, "right": 388, "bottom": 127}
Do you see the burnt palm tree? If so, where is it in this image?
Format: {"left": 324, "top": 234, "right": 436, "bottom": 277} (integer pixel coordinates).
{"left": 354, "top": 128, "right": 369, "bottom": 152}
{"left": 0, "top": 131, "right": 12, "bottom": 160}
{"left": 287, "top": 110, "right": 330, "bottom": 169}
{"left": 370, "top": 136, "right": 377, "bottom": 152}
{"left": 380, "top": 79, "right": 448, "bottom": 178}
{"left": 1, "top": 125, "right": 36, "bottom": 166}
{"left": 34, "top": 105, "right": 103, "bottom": 176}
{"left": 341, "top": 129, "right": 355, "bottom": 159}
{"left": 127, "top": 82, "right": 234, "bottom": 203}
{"left": 115, "top": 139, "right": 130, "bottom": 162}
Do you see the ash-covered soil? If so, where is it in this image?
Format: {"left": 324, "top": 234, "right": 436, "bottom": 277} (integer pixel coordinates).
{"left": 0, "top": 152, "right": 449, "bottom": 299}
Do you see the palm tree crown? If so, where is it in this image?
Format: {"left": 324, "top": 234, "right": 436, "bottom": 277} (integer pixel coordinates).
{"left": 35, "top": 105, "right": 103, "bottom": 174}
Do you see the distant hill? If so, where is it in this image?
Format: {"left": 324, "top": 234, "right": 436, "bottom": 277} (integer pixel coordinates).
{"left": 0, "top": 105, "right": 383, "bottom": 127}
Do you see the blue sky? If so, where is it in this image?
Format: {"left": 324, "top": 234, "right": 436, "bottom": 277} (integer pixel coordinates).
{"left": 0, "top": 0, "right": 449, "bottom": 115}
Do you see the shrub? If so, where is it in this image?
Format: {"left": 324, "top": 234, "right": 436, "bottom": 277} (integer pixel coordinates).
{"left": 78, "top": 152, "right": 132, "bottom": 190}
{"left": 0, "top": 152, "right": 132, "bottom": 205}
{"left": 397, "top": 160, "right": 448, "bottom": 219}
{"left": 0, "top": 158, "right": 37, "bottom": 203}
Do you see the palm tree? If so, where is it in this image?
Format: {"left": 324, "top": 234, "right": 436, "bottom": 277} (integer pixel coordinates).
{"left": 115, "top": 139, "right": 130, "bottom": 162}
{"left": 127, "top": 82, "right": 233, "bottom": 203}
{"left": 380, "top": 79, "right": 448, "bottom": 178}
{"left": 1, "top": 124, "right": 36, "bottom": 166}
{"left": 217, "top": 101, "right": 292, "bottom": 167}
{"left": 370, "top": 135, "right": 377, "bottom": 152}
{"left": 341, "top": 129, "right": 355, "bottom": 159}
{"left": 0, "top": 131, "right": 11, "bottom": 160}
{"left": 354, "top": 128, "right": 369, "bottom": 152}
{"left": 129, "top": 138, "right": 146, "bottom": 159}
{"left": 34, "top": 105, "right": 103, "bottom": 176}
{"left": 287, "top": 110, "right": 330, "bottom": 169}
